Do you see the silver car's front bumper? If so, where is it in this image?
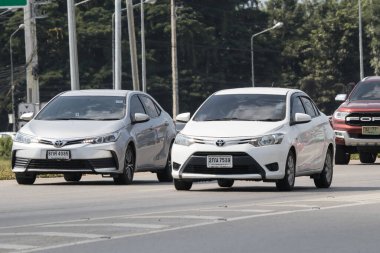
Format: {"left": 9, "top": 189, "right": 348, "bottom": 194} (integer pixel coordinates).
{"left": 12, "top": 141, "right": 123, "bottom": 174}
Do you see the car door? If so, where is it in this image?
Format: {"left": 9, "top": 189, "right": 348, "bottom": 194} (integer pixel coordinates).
{"left": 129, "top": 95, "right": 156, "bottom": 170}
{"left": 290, "top": 95, "right": 316, "bottom": 174}
{"left": 138, "top": 95, "right": 169, "bottom": 168}
{"left": 300, "top": 96, "right": 326, "bottom": 171}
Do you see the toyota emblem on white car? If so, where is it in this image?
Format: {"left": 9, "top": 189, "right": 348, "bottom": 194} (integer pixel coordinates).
{"left": 216, "top": 140, "right": 225, "bottom": 147}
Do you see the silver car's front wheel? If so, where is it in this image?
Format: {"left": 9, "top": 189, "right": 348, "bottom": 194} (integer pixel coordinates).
{"left": 113, "top": 145, "right": 135, "bottom": 185}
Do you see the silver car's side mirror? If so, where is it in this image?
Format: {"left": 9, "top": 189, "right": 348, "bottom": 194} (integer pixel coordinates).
{"left": 294, "top": 113, "right": 312, "bottom": 124}
{"left": 176, "top": 112, "right": 190, "bottom": 123}
{"left": 133, "top": 113, "right": 150, "bottom": 123}
{"left": 335, "top": 94, "right": 347, "bottom": 101}
{"left": 20, "top": 112, "right": 34, "bottom": 121}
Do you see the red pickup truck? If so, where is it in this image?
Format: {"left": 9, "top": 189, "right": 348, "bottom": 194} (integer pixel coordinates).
{"left": 332, "top": 76, "right": 380, "bottom": 164}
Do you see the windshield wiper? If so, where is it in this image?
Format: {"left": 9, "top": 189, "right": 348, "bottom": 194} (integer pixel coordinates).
{"left": 202, "top": 117, "right": 252, "bottom": 121}
{"left": 47, "top": 117, "right": 98, "bottom": 120}
{"left": 258, "top": 119, "right": 282, "bottom": 122}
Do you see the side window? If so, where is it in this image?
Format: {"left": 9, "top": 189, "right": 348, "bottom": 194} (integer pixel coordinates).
{"left": 139, "top": 95, "right": 159, "bottom": 118}
{"left": 130, "top": 95, "right": 146, "bottom": 117}
{"left": 291, "top": 96, "right": 306, "bottom": 120}
{"left": 300, "top": 97, "right": 317, "bottom": 117}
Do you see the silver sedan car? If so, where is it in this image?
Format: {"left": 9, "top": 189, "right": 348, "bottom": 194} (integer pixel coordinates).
{"left": 12, "top": 90, "right": 176, "bottom": 185}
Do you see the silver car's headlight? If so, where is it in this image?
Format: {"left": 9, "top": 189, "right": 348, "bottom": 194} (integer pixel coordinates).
{"left": 333, "top": 111, "right": 349, "bottom": 120}
{"left": 174, "top": 133, "right": 195, "bottom": 146}
{"left": 14, "top": 132, "right": 39, "bottom": 144}
{"left": 249, "top": 133, "right": 284, "bottom": 147}
{"left": 83, "top": 131, "right": 121, "bottom": 144}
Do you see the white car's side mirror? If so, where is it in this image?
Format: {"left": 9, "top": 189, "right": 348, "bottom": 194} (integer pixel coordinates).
{"left": 20, "top": 112, "right": 34, "bottom": 121}
{"left": 335, "top": 94, "right": 347, "bottom": 102}
{"left": 133, "top": 113, "right": 150, "bottom": 123}
{"left": 294, "top": 113, "right": 312, "bottom": 124}
{"left": 176, "top": 112, "right": 191, "bottom": 123}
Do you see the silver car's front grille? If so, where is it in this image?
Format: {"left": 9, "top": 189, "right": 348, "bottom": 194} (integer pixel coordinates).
{"left": 38, "top": 139, "right": 84, "bottom": 147}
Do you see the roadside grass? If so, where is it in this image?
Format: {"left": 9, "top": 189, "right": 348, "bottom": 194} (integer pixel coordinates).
{"left": 0, "top": 159, "right": 14, "bottom": 180}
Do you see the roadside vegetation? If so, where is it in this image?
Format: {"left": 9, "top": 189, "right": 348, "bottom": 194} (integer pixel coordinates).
{"left": 0, "top": 137, "right": 13, "bottom": 180}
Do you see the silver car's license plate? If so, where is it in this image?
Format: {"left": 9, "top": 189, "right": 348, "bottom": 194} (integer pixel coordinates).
{"left": 207, "top": 155, "right": 233, "bottom": 168}
{"left": 47, "top": 150, "right": 70, "bottom": 160}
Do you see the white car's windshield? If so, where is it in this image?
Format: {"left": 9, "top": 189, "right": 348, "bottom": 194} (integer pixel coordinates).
{"left": 349, "top": 81, "right": 380, "bottom": 101}
{"left": 193, "top": 94, "right": 286, "bottom": 122}
{"left": 36, "top": 96, "right": 126, "bottom": 120}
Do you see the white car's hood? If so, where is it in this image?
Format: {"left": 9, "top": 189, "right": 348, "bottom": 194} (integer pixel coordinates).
{"left": 181, "top": 121, "right": 286, "bottom": 138}
{"left": 20, "top": 120, "right": 125, "bottom": 139}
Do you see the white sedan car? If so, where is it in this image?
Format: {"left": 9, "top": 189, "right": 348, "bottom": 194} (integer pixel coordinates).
{"left": 172, "top": 88, "right": 335, "bottom": 191}
{"left": 12, "top": 90, "right": 176, "bottom": 185}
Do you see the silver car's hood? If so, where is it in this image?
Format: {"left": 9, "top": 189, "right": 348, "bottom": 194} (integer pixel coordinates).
{"left": 20, "top": 120, "right": 125, "bottom": 139}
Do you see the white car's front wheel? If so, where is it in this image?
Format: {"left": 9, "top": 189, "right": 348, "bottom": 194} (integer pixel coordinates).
{"left": 174, "top": 179, "right": 192, "bottom": 191}
{"left": 314, "top": 148, "right": 333, "bottom": 188}
{"left": 276, "top": 150, "right": 295, "bottom": 191}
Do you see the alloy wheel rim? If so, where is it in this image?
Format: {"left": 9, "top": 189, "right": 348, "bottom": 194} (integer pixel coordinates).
{"left": 287, "top": 154, "right": 295, "bottom": 185}
{"left": 325, "top": 152, "right": 333, "bottom": 182}
{"left": 125, "top": 148, "right": 135, "bottom": 179}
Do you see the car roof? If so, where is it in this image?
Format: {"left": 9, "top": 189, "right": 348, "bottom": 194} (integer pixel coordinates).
{"left": 362, "top": 76, "right": 380, "bottom": 82}
{"left": 60, "top": 89, "right": 131, "bottom": 97}
{"left": 214, "top": 87, "right": 302, "bottom": 96}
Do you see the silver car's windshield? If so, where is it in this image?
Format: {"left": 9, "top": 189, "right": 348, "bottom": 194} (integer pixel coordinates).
{"left": 36, "top": 96, "right": 126, "bottom": 120}
{"left": 193, "top": 94, "right": 286, "bottom": 122}
{"left": 349, "top": 81, "right": 380, "bottom": 101}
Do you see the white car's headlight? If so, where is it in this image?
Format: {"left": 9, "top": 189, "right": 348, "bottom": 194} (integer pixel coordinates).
{"left": 249, "top": 133, "right": 284, "bottom": 147}
{"left": 333, "top": 111, "right": 350, "bottom": 120}
{"left": 174, "top": 133, "right": 195, "bottom": 146}
{"left": 83, "top": 131, "right": 121, "bottom": 144}
{"left": 14, "top": 132, "right": 39, "bottom": 144}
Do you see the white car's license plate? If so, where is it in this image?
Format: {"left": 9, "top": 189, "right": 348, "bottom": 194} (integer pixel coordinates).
{"left": 362, "top": 126, "right": 380, "bottom": 135}
{"left": 207, "top": 155, "right": 233, "bottom": 168}
{"left": 47, "top": 150, "right": 70, "bottom": 160}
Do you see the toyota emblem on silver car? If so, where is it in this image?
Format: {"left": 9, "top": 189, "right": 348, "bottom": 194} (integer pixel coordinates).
{"left": 53, "top": 140, "right": 65, "bottom": 148}
{"left": 216, "top": 140, "right": 225, "bottom": 147}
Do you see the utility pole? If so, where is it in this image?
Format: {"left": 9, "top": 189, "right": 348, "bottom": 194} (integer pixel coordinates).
{"left": 171, "top": 0, "right": 179, "bottom": 118}
{"left": 24, "top": 0, "right": 40, "bottom": 104}
{"left": 126, "top": 0, "right": 140, "bottom": 91}
{"left": 67, "top": 0, "right": 80, "bottom": 90}
{"left": 114, "top": 0, "right": 122, "bottom": 90}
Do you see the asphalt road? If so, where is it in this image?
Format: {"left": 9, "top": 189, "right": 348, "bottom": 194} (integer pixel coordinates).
{"left": 1, "top": 159, "right": 380, "bottom": 253}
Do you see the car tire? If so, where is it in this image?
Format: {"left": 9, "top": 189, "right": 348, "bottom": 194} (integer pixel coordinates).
{"left": 217, "top": 179, "right": 234, "bottom": 188}
{"left": 314, "top": 148, "right": 333, "bottom": 188}
{"left": 359, "top": 152, "right": 377, "bottom": 164}
{"left": 335, "top": 145, "right": 350, "bottom": 165}
{"left": 173, "top": 179, "right": 192, "bottom": 191}
{"left": 113, "top": 145, "right": 135, "bottom": 185}
{"left": 15, "top": 172, "right": 36, "bottom": 185}
{"left": 276, "top": 150, "right": 296, "bottom": 191}
{"left": 157, "top": 144, "right": 173, "bottom": 182}
{"left": 64, "top": 173, "right": 82, "bottom": 182}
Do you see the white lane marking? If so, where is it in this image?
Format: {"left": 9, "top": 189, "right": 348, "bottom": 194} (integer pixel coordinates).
{"left": 201, "top": 209, "right": 273, "bottom": 213}
{"left": 132, "top": 215, "right": 223, "bottom": 220}
{"left": 21, "top": 199, "right": 380, "bottom": 253}
{"left": 0, "top": 232, "right": 106, "bottom": 239}
{"left": 259, "top": 204, "right": 319, "bottom": 208}
{"left": 42, "top": 223, "right": 167, "bottom": 229}
{"left": 0, "top": 243, "right": 35, "bottom": 250}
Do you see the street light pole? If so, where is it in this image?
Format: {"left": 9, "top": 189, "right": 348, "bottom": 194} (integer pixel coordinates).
{"left": 10, "top": 24, "right": 25, "bottom": 132}
{"left": 250, "top": 22, "right": 283, "bottom": 87}
{"left": 67, "top": 0, "right": 80, "bottom": 90}
{"left": 359, "top": 0, "right": 364, "bottom": 80}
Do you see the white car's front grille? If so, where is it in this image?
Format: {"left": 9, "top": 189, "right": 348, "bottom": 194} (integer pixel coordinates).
{"left": 191, "top": 137, "right": 252, "bottom": 146}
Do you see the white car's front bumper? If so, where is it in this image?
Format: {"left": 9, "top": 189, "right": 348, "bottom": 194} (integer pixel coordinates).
{"left": 171, "top": 142, "right": 289, "bottom": 181}
{"left": 12, "top": 141, "right": 123, "bottom": 174}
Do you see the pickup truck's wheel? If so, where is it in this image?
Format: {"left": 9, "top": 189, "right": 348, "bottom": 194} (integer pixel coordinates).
{"left": 174, "top": 179, "right": 192, "bottom": 191}
{"left": 335, "top": 145, "right": 350, "bottom": 165}
{"left": 276, "top": 150, "right": 295, "bottom": 191}
{"left": 314, "top": 148, "right": 333, "bottom": 188}
{"left": 359, "top": 152, "right": 377, "bottom": 164}
{"left": 217, "top": 179, "right": 234, "bottom": 188}
{"left": 15, "top": 172, "right": 36, "bottom": 185}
